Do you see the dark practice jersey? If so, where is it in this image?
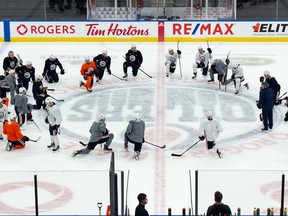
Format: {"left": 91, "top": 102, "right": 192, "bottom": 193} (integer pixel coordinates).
{"left": 93, "top": 54, "right": 111, "bottom": 70}
{"left": 125, "top": 50, "right": 143, "bottom": 66}
{"left": 43, "top": 58, "right": 63, "bottom": 75}
{"left": 15, "top": 65, "right": 35, "bottom": 82}
{"left": 3, "top": 57, "right": 18, "bottom": 71}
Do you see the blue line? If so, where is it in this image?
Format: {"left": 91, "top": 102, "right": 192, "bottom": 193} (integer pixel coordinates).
{"left": 3, "top": 20, "right": 10, "bottom": 42}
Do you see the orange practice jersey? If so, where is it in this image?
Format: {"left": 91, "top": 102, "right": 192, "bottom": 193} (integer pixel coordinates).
{"left": 80, "top": 61, "right": 96, "bottom": 76}
{"left": 3, "top": 121, "right": 24, "bottom": 142}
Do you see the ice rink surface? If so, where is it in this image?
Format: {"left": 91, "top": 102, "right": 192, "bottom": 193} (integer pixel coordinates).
{"left": 0, "top": 41, "right": 287, "bottom": 216}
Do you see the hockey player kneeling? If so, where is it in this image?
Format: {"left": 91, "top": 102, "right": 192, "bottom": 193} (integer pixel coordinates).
{"left": 72, "top": 113, "right": 114, "bottom": 157}
{"left": 3, "top": 113, "right": 30, "bottom": 151}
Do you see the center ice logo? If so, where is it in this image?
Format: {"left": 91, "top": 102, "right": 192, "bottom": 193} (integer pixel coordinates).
{"left": 59, "top": 83, "right": 265, "bottom": 147}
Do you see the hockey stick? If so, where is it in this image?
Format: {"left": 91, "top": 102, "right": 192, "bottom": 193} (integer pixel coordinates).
{"left": 219, "top": 50, "right": 232, "bottom": 91}
{"left": 79, "top": 141, "right": 87, "bottom": 146}
{"left": 29, "top": 136, "right": 41, "bottom": 142}
{"left": 97, "top": 65, "right": 127, "bottom": 81}
{"left": 122, "top": 56, "right": 152, "bottom": 78}
{"left": 171, "top": 139, "right": 201, "bottom": 157}
{"left": 145, "top": 141, "right": 166, "bottom": 149}
{"left": 206, "top": 41, "right": 209, "bottom": 48}
{"left": 177, "top": 41, "right": 182, "bottom": 78}
{"left": 31, "top": 120, "right": 41, "bottom": 132}
{"left": 47, "top": 88, "right": 55, "bottom": 91}
{"left": 48, "top": 95, "right": 64, "bottom": 102}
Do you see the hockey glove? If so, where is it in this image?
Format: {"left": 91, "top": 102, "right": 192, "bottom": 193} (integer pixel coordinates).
{"left": 225, "top": 58, "right": 230, "bottom": 65}
{"left": 102, "top": 129, "right": 109, "bottom": 136}
{"left": 200, "top": 62, "right": 205, "bottom": 68}
{"left": 142, "top": 137, "right": 145, "bottom": 143}
{"left": 259, "top": 76, "right": 264, "bottom": 83}
{"left": 231, "top": 74, "right": 235, "bottom": 79}
{"left": 198, "top": 135, "right": 205, "bottom": 141}
{"left": 256, "top": 102, "right": 262, "bottom": 109}
{"left": 177, "top": 50, "right": 182, "bottom": 55}
{"left": 107, "top": 69, "right": 112, "bottom": 75}
{"left": 170, "top": 62, "right": 176, "bottom": 68}
{"left": 207, "top": 48, "right": 212, "bottom": 54}
{"left": 60, "top": 69, "right": 65, "bottom": 75}
{"left": 22, "top": 136, "right": 30, "bottom": 142}
{"left": 52, "top": 125, "right": 60, "bottom": 130}
{"left": 45, "top": 117, "right": 49, "bottom": 124}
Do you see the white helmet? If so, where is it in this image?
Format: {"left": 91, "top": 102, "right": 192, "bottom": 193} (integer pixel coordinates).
{"left": 50, "top": 54, "right": 56, "bottom": 59}
{"left": 84, "top": 56, "right": 90, "bottom": 61}
{"left": 198, "top": 46, "right": 203, "bottom": 50}
{"left": 102, "top": 50, "right": 108, "bottom": 55}
{"left": 45, "top": 97, "right": 54, "bottom": 104}
{"left": 36, "top": 74, "right": 43, "bottom": 80}
{"left": 9, "top": 113, "right": 17, "bottom": 120}
{"left": 168, "top": 48, "right": 173, "bottom": 53}
{"left": 26, "top": 61, "right": 32, "bottom": 65}
{"left": 134, "top": 113, "right": 142, "bottom": 121}
{"left": 98, "top": 113, "right": 105, "bottom": 121}
{"left": 9, "top": 70, "right": 15, "bottom": 75}
{"left": 233, "top": 63, "right": 240, "bottom": 69}
{"left": 264, "top": 70, "right": 270, "bottom": 76}
{"left": 19, "top": 87, "right": 27, "bottom": 94}
{"left": 206, "top": 111, "right": 213, "bottom": 118}
{"left": 131, "top": 44, "right": 136, "bottom": 49}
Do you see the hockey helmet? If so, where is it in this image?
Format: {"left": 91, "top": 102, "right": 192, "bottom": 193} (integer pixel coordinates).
{"left": 84, "top": 56, "right": 90, "bottom": 61}
{"left": 134, "top": 113, "right": 142, "bottom": 121}
{"left": 198, "top": 46, "right": 203, "bottom": 50}
{"left": 232, "top": 63, "right": 240, "bottom": 69}
{"left": 50, "top": 54, "right": 56, "bottom": 60}
{"left": 19, "top": 87, "right": 27, "bottom": 94}
{"left": 264, "top": 70, "right": 270, "bottom": 76}
{"left": 131, "top": 44, "right": 137, "bottom": 49}
{"left": 9, "top": 70, "right": 15, "bottom": 75}
{"left": 102, "top": 50, "right": 108, "bottom": 56}
{"left": 9, "top": 113, "right": 17, "bottom": 120}
{"left": 206, "top": 111, "right": 213, "bottom": 118}
{"left": 26, "top": 61, "right": 32, "bottom": 65}
{"left": 98, "top": 113, "right": 105, "bottom": 121}
{"left": 36, "top": 74, "right": 43, "bottom": 80}
{"left": 8, "top": 50, "right": 14, "bottom": 57}
{"left": 45, "top": 97, "right": 54, "bottom": 104}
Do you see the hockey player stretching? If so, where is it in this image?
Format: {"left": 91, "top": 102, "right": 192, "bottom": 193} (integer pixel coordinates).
{"left": 198, "top": 111, "right": 223, "bottom": 158}
{"left": 80, "top": 56, "right": 96, "bottom": 92}
{"left": 123, "top": 45, "right": 143, "bottom": 78}
{"left": 124, "top": 113, "right": 146, "bottom": 160}
{"left": 42, "top": 54, "right": 65, "bottom": 83}
{"left": 192, "top": 46, "right": 212, "bottom": 79}
{"left": 165, "top": 48, "right": 181, "bottom": 77}
{"left": 72, "top": 114, "right": 114, "bottom": 157}
{"left": 93, "top": 50, "right": 112, "bottom": 82}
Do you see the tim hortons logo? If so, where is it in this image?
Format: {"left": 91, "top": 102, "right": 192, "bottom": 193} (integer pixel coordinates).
{"left": 86, "top": 23, "right": 149, "bottom": 36}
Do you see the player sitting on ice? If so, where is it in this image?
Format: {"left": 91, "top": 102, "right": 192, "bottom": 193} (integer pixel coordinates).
{"left": 224, "top": 61, "right": 249, "bottom": 94}
{"left": 72, "top": 113, "right": 114, "bottom": 157}
{"left": 42, "top": 54, "right": 65, "bottom": 83}
{"left": 192, "top": 46, "right": 212, "bottom": 79}
{"left": 165, "top": 48, "right": 181, "bottom": 77}
{"left": 14, "top": 87, "right": 33, "bottom": 127}
{"left": 208, "top": 59, "right": 228, "bottom": 83}
{"left": 4, "top": 113, "right": 30, "bottom": 151}
{"left": 262, "top": 70, "right": 281, "bottom": 105}
{"left": 2, "top": 51, "right": 21, "bottom": 76}
{"left": 79, "top": 56, "right": 96, "bottom": 92}
{"left": 93, "top": 50, "right": 112, "bottom": 82}
{"left": 123, "top": 45, "right": 143, "bottom": 78}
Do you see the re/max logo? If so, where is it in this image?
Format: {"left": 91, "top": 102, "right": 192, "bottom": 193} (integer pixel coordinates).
{"left": 172, "top": 23, "right": 234, "bottom": 35}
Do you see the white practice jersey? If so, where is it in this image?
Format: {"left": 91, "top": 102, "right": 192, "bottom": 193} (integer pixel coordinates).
{"left": 165, "top": 52, "right": 181, "bottom": 65}
{"left": 195, "top": 51, "right": 212, "bottom": 68}
{"left": 229, "top": 65, "right": 244, "bottom": 78}
{"left": 0, "top": 105, "right": 8, "bottom": 123}
{"left": 47, "top": 104, "right": 62, "bottom": 126}
{"left": 198, "top": 118, "right": 223, "bottom": 142}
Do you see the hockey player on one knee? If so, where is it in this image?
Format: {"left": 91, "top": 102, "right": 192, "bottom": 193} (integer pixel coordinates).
{"left": 165, "top": 48, "right": 181, "bottom": 77}
{"left": 45, "top": 97, "right": 62, "bottom": 152}
{"left": 192, "top": 46, "right": 212, "bottom": 79}
{"left": 93, "top": 50, "right": 112, "bottom": 82}
{"left": 123, "top": 45, "right": 143, "bottom": 78}
{"left": 42, "top": 54, "right": 65, "bottom": 83}
{"left": 198, "top": 111, "right": 223, "bottom": 158}
{"left": 32, "top": 75, "right": 48, "bottom": 110}
{"left": 80, "top": 56, "right": 96, "bottom": 92}
{"left": 208, "top": 59, "right": 228, "bottom": 83}
{"left": 124, "top": 113, "right": 145, "bottom": 160}
{"left": 14, "top": 87, "right": 33, "bottom": 127}
{"left": 0, "top": 98, "right": 8, "bottom": 140}
{"left": 3, "top": 113, "right": 30, "bottom": 151}
{"left": 225, "top": 63, "right": 249, "bottom": 94}
{"left": 15, "top": 61, "right": 35, "bottom": 90}
{"left": 72, "top": 113, "right": 114, "bottom": 157}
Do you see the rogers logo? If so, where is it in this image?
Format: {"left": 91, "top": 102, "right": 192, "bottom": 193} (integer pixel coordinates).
{"left": 16, "top": 24, "right": 76, "bottom": 35}
{"left": 16, "top": 24, "right": 28, "bottom": 35}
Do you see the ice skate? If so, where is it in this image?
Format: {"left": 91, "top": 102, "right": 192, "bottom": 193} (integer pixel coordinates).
{"left": 104, "top": 145, "right": 112, "bottom": 151}
{"left": 134, "top": 151, "right": 140, "bottom": 160}
{"left": 216, "top": 149, "right": 222, "bottom": 158}
{"left": 192, "top": 72, "right": 197, "bottom": 79}
{"left": 47, "top": 143, "right": 55, "bottom": 149}
{"left": 72, "top": 150, "right": 81, "bottom": 157}
{"left": 52, "top": 145, "right": 60, "bottom": 152}
{"left": 123, "top": 73, "right": 128, "bottom": 78}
